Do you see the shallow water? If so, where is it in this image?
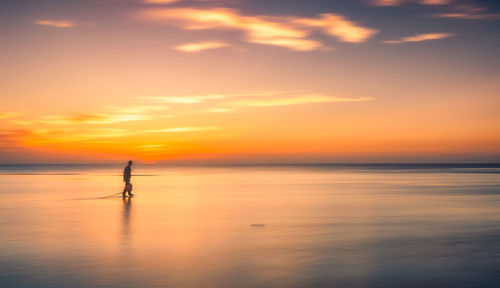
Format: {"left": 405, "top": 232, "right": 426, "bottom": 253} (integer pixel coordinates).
{"left": 1, "top": 164, "right": 499, "bottom": 288}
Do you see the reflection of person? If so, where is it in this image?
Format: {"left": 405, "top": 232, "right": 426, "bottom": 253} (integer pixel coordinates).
{"left": 122, "top": 160, "right": 134, "bottom": 198}
{"left": 122, "top": 196, "right": 132, "bottom": 244}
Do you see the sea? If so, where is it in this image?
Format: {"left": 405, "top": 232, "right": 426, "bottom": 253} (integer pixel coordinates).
{"left": 0, "top": 164, "right": 499, "bottom": 288}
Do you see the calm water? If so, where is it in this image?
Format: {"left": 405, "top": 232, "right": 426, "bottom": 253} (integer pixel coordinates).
{"left": 1, "top": 164, "right": 499, "bottom": 288}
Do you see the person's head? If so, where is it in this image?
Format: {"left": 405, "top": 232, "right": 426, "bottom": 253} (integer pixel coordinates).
{"left": 128, "top": 160, "right": 133, "bottom": 166}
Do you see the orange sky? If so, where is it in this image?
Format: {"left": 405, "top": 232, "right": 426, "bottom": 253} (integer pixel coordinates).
{"left": 0, "top": 0, "right": 499, "bottom": 163}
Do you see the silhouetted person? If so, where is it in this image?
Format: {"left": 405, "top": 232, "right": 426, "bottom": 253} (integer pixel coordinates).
{"left": 122, "top": 160, "right": 134, "bottom": 197}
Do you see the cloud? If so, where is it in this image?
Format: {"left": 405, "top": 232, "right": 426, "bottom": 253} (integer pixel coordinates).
{"left": 106, "top": 105, "right": 169, "bottom": 114}
{"left": 204, "top": 108, "right": 234, "bottom": 113}
{"left": 0, "top": 111, "right": 18, "bottom": 119}
{"left": 294, "top": 13, "right": 378, "bottom": 43}
{"left": 383, "top": 33, "right": 454, "bottom": 44}
{"left": 0, "top": 129, "right": 33, "bottom": 140}
{"left": 37, "top": 104, "right": 170, "bottom": 126}
{"left": 57, "top": 129, "right": 136, "bottom": 140}
{"left": 141, "top": 90, "right": 294, "bottom": 104}
{"left": 0, "top": 129, "right": 35, "bottom": 154}
{"left": 372, "top": 0, "right": 402, "bottom": 5}
{"left": 142, "top": 0, "right": 233, "bottom": 3}
{"left": 142, "top": 0, "right": 180, "bottom": 4}
{"left": 372, "top": 0, "right": 451, "bottom": 6}
{"left": 145, "top": 127, "right": 219, "bottom": 133}
{"left": 420, "top": 0, "right": 452, "bottom": 4}
{"left": 141, "top": 8, "right": 377, "bottom": 50}
{"left": 372, "top": 0, "right": 500, "bottom": 20}
{"left": 249, "top": 37, "right": 323, "bottom": 51}
{"left": 142, "top": 96, "right": 204, "bottom": 103}
{"left": 34, "top": 20, "right": 75, "bottom": 28}
{"left": 435, "top": 5, "right": 500, "bottom": 19}
{"left": 40, "top": 114, "right": 106, "bottom": 125}
{"left": 175, "top": 41, "right": 229, "bottom": 52}
{"left": 142, "top": 7, "right": 317, "bottom": 51}
{"left": 67, "top": 114, "right": 107, "bottom": 123}
{"left": 140, "top": 90, "right": 373, "bottom": 109}
{"left": 138, "top": 144, "right": 165, "bottom": 152}
{"left": 437, "top": 12, "right": 499, "bottom": 19}
{"left": 1, "top": 125, "right": 219, "bottom": 148}
{"left": 230, "top": 93, "right": 373, "bottom": 107}
{"left": 40, "top": 113, "right": 154, "bottom": 125}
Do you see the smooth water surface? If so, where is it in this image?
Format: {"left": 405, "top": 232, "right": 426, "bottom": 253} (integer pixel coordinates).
{"left": 1, "top": 164, "right": 499, "bottom": 287}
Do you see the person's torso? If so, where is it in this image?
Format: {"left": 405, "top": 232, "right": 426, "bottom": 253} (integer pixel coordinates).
{"left": 124, "top": 165, "right": 131, "bottom": 176}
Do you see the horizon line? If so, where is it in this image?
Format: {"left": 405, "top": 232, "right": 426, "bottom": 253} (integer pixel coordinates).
{"left": 1, "top": 162, "right": 499, "bottom": 166}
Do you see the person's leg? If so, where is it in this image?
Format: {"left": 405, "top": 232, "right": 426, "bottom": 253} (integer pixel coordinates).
{"left": 122, "top": 182, "right": 128, "bottom": 197}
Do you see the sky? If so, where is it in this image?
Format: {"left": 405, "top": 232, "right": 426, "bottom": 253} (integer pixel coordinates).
{"left": 0, "top": 0, "right": 499, "bottom": 163}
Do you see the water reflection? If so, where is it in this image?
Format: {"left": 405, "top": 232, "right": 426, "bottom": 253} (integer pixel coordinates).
{"left": 122, "top": 197, "right": 132, "bottom": 246}
{"left": 0, "top": 166, "right": 499, "bottom": 288}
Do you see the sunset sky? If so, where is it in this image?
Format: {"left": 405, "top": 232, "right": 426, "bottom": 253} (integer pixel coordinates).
{"left": 0, "top": 0, "right": 499, "bottom": 163}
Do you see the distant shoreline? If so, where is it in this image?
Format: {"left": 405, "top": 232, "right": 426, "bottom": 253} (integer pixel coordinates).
{"left": 1, "top": 163, "right": 499, "bottom": 175}
{"left": 0, "top": 163, "right": 499, "bottom": 167}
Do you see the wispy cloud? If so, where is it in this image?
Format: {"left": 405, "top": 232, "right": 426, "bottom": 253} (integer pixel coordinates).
{"left": 4, "top": 125, "right": 219, "bottom": 149}
{"left": 230, "top": 94, "right": 373, "bottom": 107}
{"left": 437, "top": 12, "right": 499, "bottom": 19}
{"left": 419, "top": 0, "right": 451, "bottom": 4}
{"left": 435, "top": 5, "right": 500, "bottom": 19}
{"left": 141, "top": 90, "right": 294, "bottom": 104}
{"left": 383, "top": 33, "right": 454, "bottom": 44}
{"left": 145, "top": 127, "right": 219, "bottom": 133}
{"left": 372, "top": 0, "right": 401, "bottom": 5}
{"left": 0, "top": 111, "right": 18, "bottom": 119}
{"left": 34, "top": 20, "right": 75, "bottom": 28}
{"left": 58, "top": 128, "right": 136, "bottom": 140}
{"left": 142, "top": 0, "right": 180, "bottom": 4}
{"left": 40, "top": 114, "right": 144, "bottom": 125}
{"left": 39, "top": 114, "right": 101, "bottom": 125}
{"left": 142, "top": 96, "right": 204, "bottom": 104}
{"left": 204, "top": 108, "right": 234, "bottom": 113}
{"left": 37, "top": 103, "right": 170, "bottom": 125}
{"left": 294, "top": 14, "right": 378, "bottom": 43}
{"left": 38, "top": 112, "right": 168, "bottom": 125}
{"left": 138, "top": 144, "right": 165, "bottom": 152}
{"left": 175, "top": 41, "right": 229, "bottom": 52}
{"left": 106, "top": 105, "right": 169, "bottom": 114}
{"left": 142, "top": 7, "right": 317, "bottom": 51}
{"left": 249, "top": 37, "right": 323, "bottom": 51}
{"left": 372, "top": 0, "right": 500, "bottom": 20}
{"left": 140, "top": 90, "right": 373, "bottom": 109}
{"left": 372, "top": 0, "right": 451, "bottom": 6}
{"left": 0, "top": 129, "right": 35, "bottom": 150}
{"left": 141, "top": 8, "right": 377, "bottom": 51}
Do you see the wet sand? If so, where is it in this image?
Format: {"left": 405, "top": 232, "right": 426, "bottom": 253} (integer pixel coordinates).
{"left": 1, "top": 164, "right": 499, "bottom": 288}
